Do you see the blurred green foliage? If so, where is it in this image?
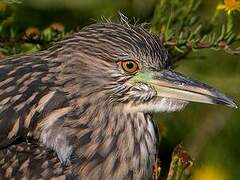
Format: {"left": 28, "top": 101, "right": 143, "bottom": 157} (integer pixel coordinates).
{"left": 0, "top": 0, "right": 240, "bottom": 179}
{"left": 150, "top": 1, "right": 240, "bottom": 179}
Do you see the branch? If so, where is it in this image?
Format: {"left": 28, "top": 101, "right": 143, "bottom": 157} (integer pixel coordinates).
{"left": 163, "top": 40, "right": 240, "bottom": 55}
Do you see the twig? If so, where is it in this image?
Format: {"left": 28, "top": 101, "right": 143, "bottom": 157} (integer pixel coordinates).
{"left": 166, "top": 144, "right": 193, "bottom": 180}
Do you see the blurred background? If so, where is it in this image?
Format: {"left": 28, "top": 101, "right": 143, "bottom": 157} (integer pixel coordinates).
{"left": 0, "top": 0, "right": 239, "bottom": 179}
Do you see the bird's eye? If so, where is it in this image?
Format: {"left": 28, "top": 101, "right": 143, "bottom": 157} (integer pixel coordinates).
{"left": 121, "top": 60, "right": 139, "bottom": 73}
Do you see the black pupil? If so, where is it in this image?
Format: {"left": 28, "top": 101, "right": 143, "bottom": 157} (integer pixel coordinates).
{"left": 126, "top": 62, "right": 134, "bottom": 69}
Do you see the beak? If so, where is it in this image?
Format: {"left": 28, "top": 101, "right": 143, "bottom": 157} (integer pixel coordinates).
{"left": 130, "top": 69, "right": 237, "bottom": 108}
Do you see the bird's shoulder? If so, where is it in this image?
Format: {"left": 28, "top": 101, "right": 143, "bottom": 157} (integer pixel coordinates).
{"left": 0, "top": 142, "right": 77, "bottom": 179}
{"left": 0, "top": 52, "right": 71, "bottom": 147}
{"left": 0, "top": 89, "right": 69, "bottom": 148}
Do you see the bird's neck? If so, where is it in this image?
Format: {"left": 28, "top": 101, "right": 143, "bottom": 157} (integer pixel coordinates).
{"left": 64, "top": 99, "right": 158, "bottom": 179}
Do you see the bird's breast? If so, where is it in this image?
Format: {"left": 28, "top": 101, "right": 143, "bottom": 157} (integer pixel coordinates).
{"left": 67, "top": 111, "right": 158, "bottom": 180}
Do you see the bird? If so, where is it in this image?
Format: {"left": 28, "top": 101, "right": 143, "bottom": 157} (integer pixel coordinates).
{"left": 0, "top": 21, "right": 237, "bottom": 180}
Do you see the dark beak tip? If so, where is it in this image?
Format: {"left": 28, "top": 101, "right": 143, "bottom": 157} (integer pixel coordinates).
{"left": 219, "top": 98, "right": 238, "bottom": 109}
{"left": 211, "top": 91, "right": 238, "bottom": 109}
{"left": 231, "top": 102, "right": 238, "bottom": 109}
{"left": 227, "top": 103, "right": 238, "bottom": 109}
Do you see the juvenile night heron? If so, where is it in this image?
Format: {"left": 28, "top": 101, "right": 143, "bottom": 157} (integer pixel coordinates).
{"left": 0, "top": 22, "right": 237, "bottom": 179}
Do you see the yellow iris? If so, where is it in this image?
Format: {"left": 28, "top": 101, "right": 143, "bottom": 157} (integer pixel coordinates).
{"left": 217, "top": 0, "right": 240, "bottom": 15}
{"left": 121, "top": 60, "right": 139, "bottom": 74}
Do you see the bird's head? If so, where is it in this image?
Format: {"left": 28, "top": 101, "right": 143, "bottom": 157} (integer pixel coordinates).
{"left": 61, "top": 23, "right": 237, "bottom": 113}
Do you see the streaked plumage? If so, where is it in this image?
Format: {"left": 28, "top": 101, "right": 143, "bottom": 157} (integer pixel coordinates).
{"left": 0, "top": 22, "right": 236, "bottom": 179}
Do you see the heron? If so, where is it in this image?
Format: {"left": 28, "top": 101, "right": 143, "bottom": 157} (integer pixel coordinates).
{"left": 0, "top": 22, "right": 237, "bottom": 179}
